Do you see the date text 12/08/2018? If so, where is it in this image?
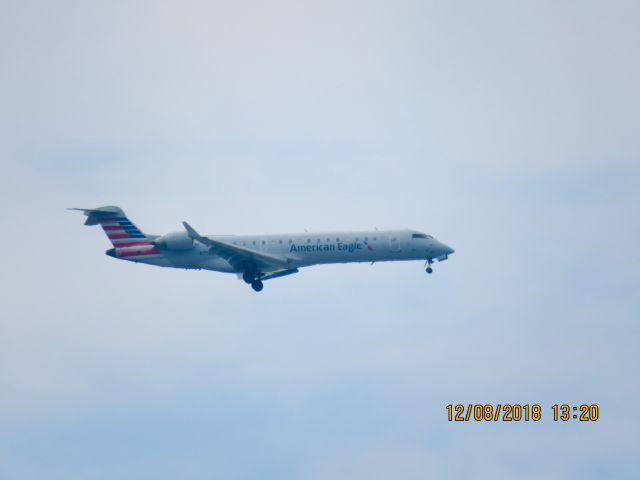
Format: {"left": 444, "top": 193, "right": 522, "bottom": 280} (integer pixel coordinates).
{"left": 446, "top": 404, "right": 599, "bottom": 422}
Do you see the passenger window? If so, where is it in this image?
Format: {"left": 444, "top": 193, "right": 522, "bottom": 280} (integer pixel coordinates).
{"left": 279, "top": 239, "right": 283, "bottom": 244}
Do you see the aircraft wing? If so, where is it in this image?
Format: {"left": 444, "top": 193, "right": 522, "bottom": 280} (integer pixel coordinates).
{"left": 182, "top": 221, "right": 294, "bottom": 271}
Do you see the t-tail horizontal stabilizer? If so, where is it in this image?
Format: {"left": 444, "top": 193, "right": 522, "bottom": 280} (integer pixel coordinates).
{"left": 69, "top": 206, "right": 152, "bottom": 246}
{"left": 68, "top": 206, "right": 125, "bottom": 226}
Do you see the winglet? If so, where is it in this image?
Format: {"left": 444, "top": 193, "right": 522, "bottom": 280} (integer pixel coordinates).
{"left": 182, "top": 221, "right": 202, "bottom": 240}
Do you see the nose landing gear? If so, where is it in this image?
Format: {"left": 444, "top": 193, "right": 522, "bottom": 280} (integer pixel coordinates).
{"left": 425, "top": 259, "right": 433, "bottom": 274}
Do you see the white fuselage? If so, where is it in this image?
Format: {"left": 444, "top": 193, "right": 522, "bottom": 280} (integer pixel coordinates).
{"left": 75, "top": 206, "right": 454, "bottom": 291}
{"left": 132, "top": 229, "right": 454, "bottom": 273}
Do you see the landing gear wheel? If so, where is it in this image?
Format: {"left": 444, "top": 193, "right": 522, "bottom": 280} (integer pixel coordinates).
{"left": 426, "top": 266, "right": 433, "bottom": 274}
{"left": 243, "top": 271, "right": 254, "bottom": 284}
{"left": 251, "top": 279, "right": 264, "bottom": 292}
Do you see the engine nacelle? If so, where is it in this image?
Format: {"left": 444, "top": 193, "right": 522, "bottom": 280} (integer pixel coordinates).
{"left": 154, "top": 231, "right": 194, "bottom": 251}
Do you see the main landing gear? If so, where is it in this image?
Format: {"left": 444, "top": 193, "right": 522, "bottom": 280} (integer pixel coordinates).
{"left": 243, "top": 269, "right": 264, "bottom": 292}
{"left": 243, "top": 271, "right": 254, "bottom": 284}
{"left": 425, "top": 260, "right": 433, "bottom": 274}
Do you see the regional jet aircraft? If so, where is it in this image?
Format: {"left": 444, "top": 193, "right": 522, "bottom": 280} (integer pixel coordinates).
{"left": 71, "top": 206, "right": 454, "bottom": 292}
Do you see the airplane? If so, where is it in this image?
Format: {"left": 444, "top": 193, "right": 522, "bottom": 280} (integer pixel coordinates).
{"left": 71, "top": 206, "right": 454, "bottom": 292}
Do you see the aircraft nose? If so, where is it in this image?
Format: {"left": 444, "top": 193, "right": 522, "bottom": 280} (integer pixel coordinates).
{"left": 442, "top": 243, "right": 454, "bottom": 255}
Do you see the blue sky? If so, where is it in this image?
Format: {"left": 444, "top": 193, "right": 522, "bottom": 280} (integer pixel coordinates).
{"left": 1, "top": 1, "right": 639, "bottom": 479}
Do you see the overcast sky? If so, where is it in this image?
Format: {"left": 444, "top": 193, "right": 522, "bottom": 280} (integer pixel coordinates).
{"left": 1, "top": 1, "right": 639, "bottom": 479}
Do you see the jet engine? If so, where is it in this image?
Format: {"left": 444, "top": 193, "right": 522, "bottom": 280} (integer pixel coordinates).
{"left": 154, "top": 231, "right": 194, "bottom": 251}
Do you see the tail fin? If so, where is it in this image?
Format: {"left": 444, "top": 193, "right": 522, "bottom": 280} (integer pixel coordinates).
{"left": 69, "top": 206, "right": 152, "bottom": 247}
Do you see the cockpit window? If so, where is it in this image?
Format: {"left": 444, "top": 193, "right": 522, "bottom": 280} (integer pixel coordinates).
{"left": 412, "top": 233, "right": 432, "bottom": 239}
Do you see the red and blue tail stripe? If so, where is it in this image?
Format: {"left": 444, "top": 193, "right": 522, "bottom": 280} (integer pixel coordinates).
{"left": 71, "top": 206, "right": 164, "bottom": 260}
{"left": 97, "top": 215, "right": 162, "bottom": 259}
{"left": 97, "top": 216, "right": 150, "bottom": 247}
